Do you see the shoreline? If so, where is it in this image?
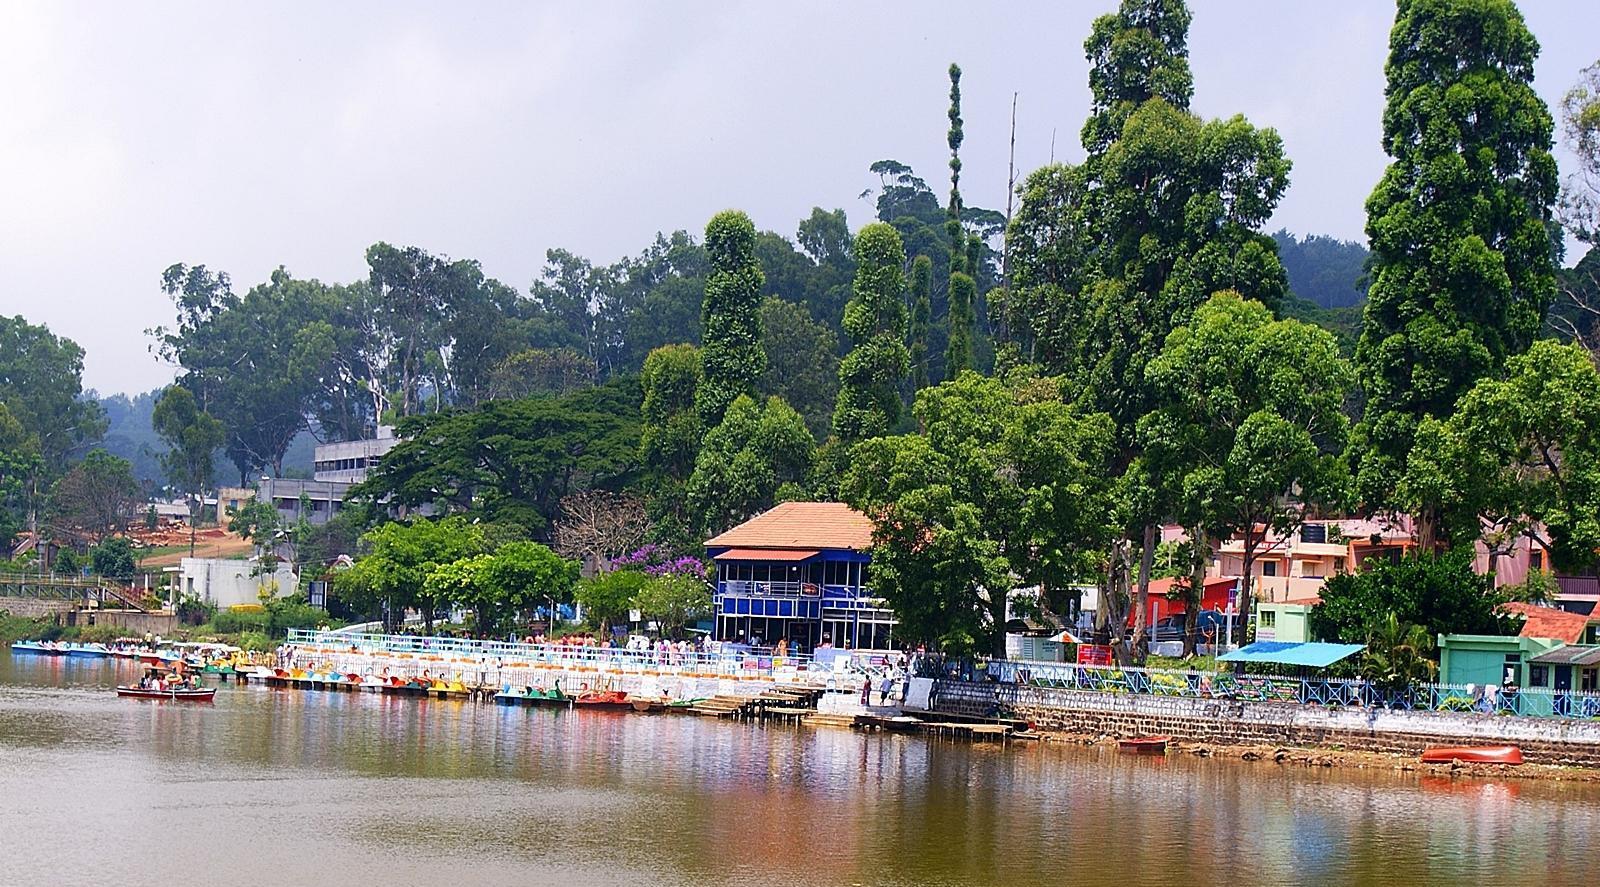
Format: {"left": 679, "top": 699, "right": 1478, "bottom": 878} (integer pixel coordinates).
{"left": 1023, "top": 728, "right": 1600, "bottom": 784}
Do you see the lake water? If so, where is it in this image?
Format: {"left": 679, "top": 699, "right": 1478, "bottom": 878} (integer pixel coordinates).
{"left": 2, "top": 653, "right": 1597, "bottom": 886}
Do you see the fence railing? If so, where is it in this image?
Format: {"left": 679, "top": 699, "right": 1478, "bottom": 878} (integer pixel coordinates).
{"left": 285, "top": 629, "right": 820, "bottom": 678}
{"left": 986, "top": 658, "right": 1600, "bottom": 720}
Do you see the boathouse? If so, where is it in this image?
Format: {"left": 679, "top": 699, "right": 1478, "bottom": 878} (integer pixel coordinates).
{"left": 704, "top": 501, "right": 894, "bottom": 652}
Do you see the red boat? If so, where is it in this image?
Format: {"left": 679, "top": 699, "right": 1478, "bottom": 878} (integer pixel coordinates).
{"left": 116, "top": 686, "right": 216, "bottom": 701}
{"left": 1118, "top": 735, "right": 1170, "bottom": 754}
{"left": 575, "top": 690, "right": 631, "bottom": 711}
{"left": 1420, "top": 745, "right": 1523, "bottom": 765}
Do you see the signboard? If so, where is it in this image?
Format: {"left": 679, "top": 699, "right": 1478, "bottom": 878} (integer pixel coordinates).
{"left": 1076, "top": 644, "right": 1113, "bottom": 666}
{"left": 801, "top": 582, "right": 820, "bottom": 597}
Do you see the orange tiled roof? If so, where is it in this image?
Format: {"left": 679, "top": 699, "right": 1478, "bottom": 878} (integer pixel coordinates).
{"left": 705, "top": 502, "right": 874, "bottom": 552}
{"left": 1503, "top": 602, "right": 1597, "bottom": 644}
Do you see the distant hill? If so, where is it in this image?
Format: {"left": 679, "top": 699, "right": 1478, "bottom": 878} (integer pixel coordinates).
{"left": 1273, "top": 230, "right": 1369, "bottom": 309}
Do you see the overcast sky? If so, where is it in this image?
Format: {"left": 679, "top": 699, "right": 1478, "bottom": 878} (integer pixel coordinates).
{"left": 0, "top": 1, "right": 1594, "bottom": 395}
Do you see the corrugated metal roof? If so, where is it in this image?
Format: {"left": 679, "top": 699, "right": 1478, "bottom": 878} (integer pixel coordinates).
{"left": 1529, "top": 645, "right": 1600, "bottom": 666}
{"left": 1216, "top": 641, "right": 1365, "bottom": 668}
{"left": 704, "top": 502, "right": 874, "bottom": 552}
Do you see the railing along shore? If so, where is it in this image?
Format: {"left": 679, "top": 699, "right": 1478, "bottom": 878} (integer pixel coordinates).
{"left": 284, "top": 629, "right": 822, "bottom": 684}
{"left": 985, "top": 658, "right": 1600, "bottom": 720}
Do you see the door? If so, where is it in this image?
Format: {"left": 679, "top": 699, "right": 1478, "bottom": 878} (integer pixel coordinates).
{"left": 1555, "top": 665, "right": 1573, "bottom": 691}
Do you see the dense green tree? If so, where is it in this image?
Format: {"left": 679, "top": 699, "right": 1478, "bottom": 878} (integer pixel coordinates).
{"left": 1352, "top": 0, "right": 1558, "bottom": 544}
{"left": 1558, "top": 60, "right": 1600, "bottom": 246}
{"left": 687, "top": 394, "right": 814, "bottom": 535}
{"left": 487, "top": 348, "right": 597, "bottom": 401}
{"left": 89, "top": 536, "right": 137, "bottom": 580}
{"left": 1006, "top": 0, "right": 1290, "bottom": 655}
{"left": 697, "top": 211, "right": 767, "bottom": 429}
{"left": 353, "top": 379, "right": 641, "bottom": 536}
{"left": 1141, "top": 293, "right": 1353, "bottom": 643}
{"left": 844, "top": 372, "right": 1117, "bottom": 657}
{"left": 834, "top": 224, "right": 910, "bottom": 441}
{"left": 1310, "top": 550, "right": 1509, "bottom": 646}
{"left": 759, "top": 298, "right": 839, "bottom": 441}
{"left": 0, "top": 403, "right": 42, "bottom": 547}
{"left": 574, "top": 568, "right": 648, "bottom": 634}
{"left": 47, "top": 449, "right": 142, "bottom": 543}
{"left": 151, "top": 385, "right": 225, "bottom": 556}
{"left": 634, "top": 573, "right": 711, "bottom": 639}
{"left": 333, "top": 516, "right": 487, "bottom": 632}
{"left": 639, "top": 344, "right": 704, "bottom": 553}
{"left": 907, "top": 255, "right": 933, "bottom": 393}
{"left": 0, "top": 315, "right": 104, "bottom": 476}
{"left": 1402, "top": 340, "right": 1600, "bottom": 574}
{"left": 1360, "top": 612, "right": 1438, "bottom": 692}
{"left": 427, "top": 541, "right": 577, "bottom": 634}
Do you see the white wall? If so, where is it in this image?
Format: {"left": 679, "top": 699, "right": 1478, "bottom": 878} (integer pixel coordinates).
{"left": 179, "top": 558, "right": 296, "bottom": 609}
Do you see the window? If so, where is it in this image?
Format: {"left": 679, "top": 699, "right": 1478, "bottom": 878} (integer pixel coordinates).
{"left": 1260, "top": 611, "right": 1276, "bottom": 628}
{"left": 1530, "top": 664, "right": 1549, "bottom": 688}
{"left": 1261, "top": 561, "right": 1277, "bottom": 577}
{"left": 1530, "top": 549, "right": 1544, "bottom": 572}
{"left": 1504, "top": 653, "right": 1522, "bottom": 686}
{"left": 1584, "top": 669, "right": 1598, "bottom": 693}
{"left": 1333, "top": 557, "right": 1346, "bottom": 574}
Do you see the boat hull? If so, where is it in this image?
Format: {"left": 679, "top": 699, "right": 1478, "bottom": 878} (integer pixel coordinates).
{"left": 1118, "top": 735, "right": 1171, "bottom": 754}
{"left": 116, "top": 687, "right": 217, "bottom": 701}
{"left": 1420, "top": 745, "right": 1523, "bottom": 765}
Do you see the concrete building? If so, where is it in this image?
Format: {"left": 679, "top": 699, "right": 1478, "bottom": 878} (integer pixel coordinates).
{"left": 706, "top": 502, "right": 895, "bottom": 651}
{"left": 253, "top": 428, "right": 399, "bottom": 526}
{"left": 172, "top": 557, "right": 297, "bottom": 610}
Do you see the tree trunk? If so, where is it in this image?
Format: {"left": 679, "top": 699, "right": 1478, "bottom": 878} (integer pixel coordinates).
{"left": 1103, "top": 539, "right": 1133, "bottom": 665}
{"left": 1132, "top": 523, "right": 1155, "bottom": 664}
{"left": 1182, "top": 526, "right": 1208, "bottom": 659}
{"left": 991, "top": 596, "right": 1008, "bottom": 660}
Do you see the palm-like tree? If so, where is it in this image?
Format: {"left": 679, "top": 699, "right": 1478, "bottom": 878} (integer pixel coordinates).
{"left": 1361, "top": 611, "right": 1438, "bottom": 696}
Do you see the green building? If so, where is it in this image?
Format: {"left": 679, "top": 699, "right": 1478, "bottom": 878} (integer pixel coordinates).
{"left": 1255, "top": 601, "right": 1317, "bottom": 643}
{"left": 1437, "top": 634, "right": 1562, "bottom": 688}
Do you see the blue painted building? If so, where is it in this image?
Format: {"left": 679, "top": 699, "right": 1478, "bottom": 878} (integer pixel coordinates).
{"left": 705, "top": 502, "right": 896, "bottom": 651}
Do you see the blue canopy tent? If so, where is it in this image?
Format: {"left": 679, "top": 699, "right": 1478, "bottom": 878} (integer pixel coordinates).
{"left": 1217, "top": 641, "right": 1365, "bottom": 669}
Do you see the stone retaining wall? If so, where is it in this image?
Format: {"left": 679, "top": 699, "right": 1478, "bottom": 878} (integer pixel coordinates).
{"left": 997, "top": 684, "right": 1600, "bottom": 766}
{"left": 0, "top": 599, "right": 78, "bottom": 618}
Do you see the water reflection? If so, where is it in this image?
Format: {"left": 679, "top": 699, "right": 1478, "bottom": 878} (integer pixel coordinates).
{"left": 2, "top": 654, "right": 1597, "bottom": 886}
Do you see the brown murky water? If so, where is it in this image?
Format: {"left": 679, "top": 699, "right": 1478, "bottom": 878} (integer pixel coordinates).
{"left": 2, "top": 653, "right": 1597, "bottom": 886}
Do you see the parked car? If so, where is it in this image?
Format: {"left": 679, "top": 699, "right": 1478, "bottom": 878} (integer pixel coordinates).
{"left": 1152, "top": 609, "right": 1228, "bottom": 642}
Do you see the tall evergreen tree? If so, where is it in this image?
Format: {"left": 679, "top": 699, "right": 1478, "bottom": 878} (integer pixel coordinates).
{"left": 1352, "top": 0, "right": 1559, "bottom": 548}
{"left": 908, "top": 255, "right": 933, "bottom": 392}
{"left": 696, "top": 210, "right": 767, "bottom": 429}
{"left": 834, "top": 224, "right": 911, "bottom": 442}
{"left": 944, "top": 63, "right": 975, "bottom": 377}
{"left": 1004, "top": 0, "right": 1290, "bottom": 658}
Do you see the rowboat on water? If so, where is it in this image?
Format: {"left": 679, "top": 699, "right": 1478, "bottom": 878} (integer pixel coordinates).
{"left": 1118, "top": 735, "right": 1171, "bottom": 754}
{"left": 630, "top": 699, "right": 666, "bottom": 713}
{"left": 1420, "top": 745, "right": 1524, "bottom": 765}
{"left": 116, "top": 686, "right": 217, "bottom": 701}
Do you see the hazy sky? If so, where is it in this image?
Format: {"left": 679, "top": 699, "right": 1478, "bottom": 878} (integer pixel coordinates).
{"left": 0, "top": 1, "right": 1593, "bottom": 395}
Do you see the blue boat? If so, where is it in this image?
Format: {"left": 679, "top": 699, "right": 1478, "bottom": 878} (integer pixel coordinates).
{"left": 10, "top": 641, "right": 60, "bottom": 655}
{"left": 63, "top": 643, "right": 111, "bottom": 658}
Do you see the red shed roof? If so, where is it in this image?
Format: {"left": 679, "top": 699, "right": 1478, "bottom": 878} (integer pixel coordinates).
{"left": 1503, "top": 602, "right": 1598, "bottom": 644}
{"left": 705, "top": 502, "right": 874, "bottom": 552}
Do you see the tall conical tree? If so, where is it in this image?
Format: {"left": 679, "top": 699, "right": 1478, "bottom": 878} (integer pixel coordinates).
{"left": 835, "top": 223, "right": 912, "bottom": 441}
{"left": 907, "top": 255, "right": 933, "bottom": 392}
{"left": 1353, "top": 0, "right": 1558, "bottom": 549}
{"left": 944, "top": 63, "right": 975, "bottom": 376}
{"left": 696, "top": 210, "right": 767, "bottom": 429}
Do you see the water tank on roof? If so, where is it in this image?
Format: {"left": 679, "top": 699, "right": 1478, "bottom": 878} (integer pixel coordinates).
{"left": 1300, "top": 523, "right": 1327, "bottom": 544}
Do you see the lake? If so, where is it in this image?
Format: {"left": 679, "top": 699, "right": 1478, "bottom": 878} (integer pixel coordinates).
{"left": 2, "top": 652, "right": 1596, "bottom": 886}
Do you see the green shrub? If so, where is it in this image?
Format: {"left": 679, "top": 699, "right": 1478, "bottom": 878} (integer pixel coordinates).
{"left": 213, "top": 609, "right": 269, "bottom": 634}
{"left": 237, "top": 631, "right": 274, "bottom": 652}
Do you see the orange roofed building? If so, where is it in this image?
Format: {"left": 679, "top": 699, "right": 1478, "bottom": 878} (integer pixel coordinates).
{"left": 704, "top": 502, "right": 895, "bottom": 651}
